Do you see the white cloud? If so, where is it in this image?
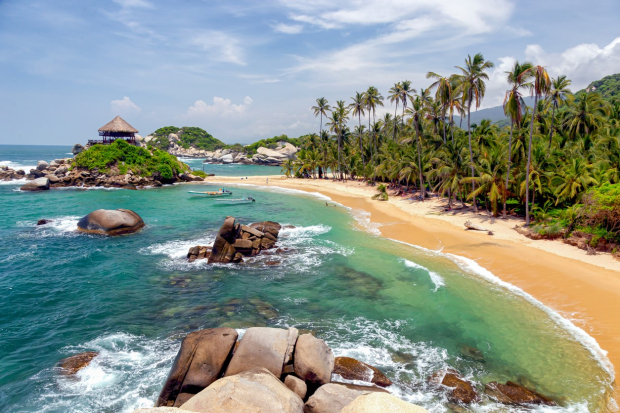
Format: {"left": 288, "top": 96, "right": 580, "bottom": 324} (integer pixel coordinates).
{"left": 272, "top": 22, "right": 303, "bottom": 34}
{"left": 111, "top": 96, "right": 141, "bottom": 115}
{"left": 113, "top": 0, "right": 153, "bottom": 9}
{"left": 191, "top": 31, "right": 246, "bottom": 65}
{"left": 183, "top": 96, "right": 253, "bottom": 119}
{"left": 483, "top": 37, "right": 620, "bottom": 108}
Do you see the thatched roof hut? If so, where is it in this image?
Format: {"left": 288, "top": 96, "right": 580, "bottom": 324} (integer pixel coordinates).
{"left": 91, "top": 116, "right": 139, "bottom": 145}
{"left": 98, "top": 116, "right": 138, "bottom": 134}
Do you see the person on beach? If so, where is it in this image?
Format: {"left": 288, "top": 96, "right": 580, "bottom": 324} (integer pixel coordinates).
{"left": 266, "top": 178, "right": 269, "bottom": 184}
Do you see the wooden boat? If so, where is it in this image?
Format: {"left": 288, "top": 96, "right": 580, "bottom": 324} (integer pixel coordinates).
{"left": 188, "top": 188, "right": 233, "bottom": 197}
{"left": 213, "top": 197, "right": 256, "bottom": 205}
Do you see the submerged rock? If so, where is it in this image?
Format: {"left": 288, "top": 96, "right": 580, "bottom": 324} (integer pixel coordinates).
{"left": 333, "top": 356, "right": 393, "bottom": 388}
{"left": 57, "top": 351, "right": 98, "bottom": 375}
{"left": 77, "top": 209, "right": 145, "bottom": 236}
{"left": 37, "top": 219, "right": 52, "bottom": 225}
{"left": 485, "top": 381, "right": 556, "bottom": 406}
{"left": 180, "top": 367, "right": 304, "bottom": 413}
{"left": 430, "top": 368, "right": 479, "bottom": 404}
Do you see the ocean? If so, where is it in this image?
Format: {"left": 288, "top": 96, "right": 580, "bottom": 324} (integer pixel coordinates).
{"left": 0, "top": 145, "right": 614, "bottom": 412}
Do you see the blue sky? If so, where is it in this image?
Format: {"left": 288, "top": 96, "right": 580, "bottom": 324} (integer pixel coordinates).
{"left": 1, "top": 0, "right": 620, "bottom": 145}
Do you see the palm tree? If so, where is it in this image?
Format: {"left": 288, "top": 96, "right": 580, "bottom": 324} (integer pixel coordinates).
{"left": 403, "top": 96, "right": 426, "bottom": 199}
{"left": 502, "top": 60, "right": 533, "bottom": 218}
{"left": 563, "top": 92, "right": 610, "bottom": 139}
{"left": 312, "top": 97, "right": 331, "bottom": 140}
{"left": 349, "top": 92, "right": 366, "bottom": 171}
{"left": 523, "top": 65, "right": 551, "bottom": 225}
{"left": 399, "top": 80, "right": 415, "bottom": 127}
{"left": 546, "top": 75, "right": 572, "bottom": 153}
{"left": 281, "top": 159, "right": 294, "bottom": 177}
{"left": 364, "top": 86, "right": 384, "bottom": 178}
{"left": 427, "top": 72, "right": 452, "bottom": 144}
{"left": 388, "top": 82, "right": 402, "bottom": 141}
{"left": 371, "top": 183, "right": 389, "bottom": 201}
{"left": 454, "top": 53, "right": 495, "bottom": 212}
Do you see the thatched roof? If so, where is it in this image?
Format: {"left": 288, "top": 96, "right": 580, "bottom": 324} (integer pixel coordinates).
{"left": 98, "top": 116, "right": 138, "bottom": 133}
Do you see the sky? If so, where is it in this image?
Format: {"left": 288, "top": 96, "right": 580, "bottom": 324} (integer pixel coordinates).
{"left": 1, "top": 0, "right": 620, "bottom": 145}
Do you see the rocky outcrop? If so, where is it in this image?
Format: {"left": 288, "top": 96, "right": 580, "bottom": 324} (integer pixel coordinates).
{"left": 157, "top": 328, "right": 238, "bottom": 407}
{"left": 180, "top": 368, "right": 304, "bottom": 413}
{"left": 294, "top": 334, "right": 334, "bottom": 386}
{"left": 20, "top": 177, "right": 50, "bottom": 191}
{"left": 333, "top": 357, "right": 393, "bottom": 388}
{"left": 429, "top": 368, "right": 479, "bottom": 404}
{"left": 171, "top": 141, "right": 298, "bottom": 166}
{"left": 57, "top": 351, "right": 98, "bottom": 375}
{"left": 341, "top": 393, "right": 429, "bottom": 413}
{"left": 187, "top": 217, "right": 282, "bottom": 264}
{"left": 155, "top": 327, "right": 401, "bottom": 411}
{"left": 485, "top": 381, "right": 556, "bottom": 406}
{"left": 71, "top": 144, "right": 85, "bottom": 155}
{"left": 77, "top": 209, "right": 145, "bottom": 236}
{"left": 304, "top": 383, "right": 388, "bottom": 413}
{"left": 225, "top": 327, "right": 298, "bottom": 377}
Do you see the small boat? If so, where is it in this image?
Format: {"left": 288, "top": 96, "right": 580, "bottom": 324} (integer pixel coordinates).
{"left": 213, "top": 197, "right": 256, "bottom": 205}
{"left": 188, "top": 188, "right": 233, "bottom": 197}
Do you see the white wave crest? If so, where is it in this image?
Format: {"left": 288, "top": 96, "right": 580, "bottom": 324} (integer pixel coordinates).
{"left": 389, "top": 238, "right": 615, "bottom": 383}
{"left": 402, "top": 258, "right": 445, "bottom": 291}
{"left": 16, "top": 216, "right": 81, "bottom": 238}
{"left": 349, "top": 208, "right": 382, "bottom": 236}
{"left": 0, "top": 160, "right": 36, "bottom": 172}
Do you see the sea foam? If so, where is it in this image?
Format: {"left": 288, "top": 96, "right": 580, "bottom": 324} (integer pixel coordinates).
{"left": 402, "top": 258, "right": 445, "bottom": 291}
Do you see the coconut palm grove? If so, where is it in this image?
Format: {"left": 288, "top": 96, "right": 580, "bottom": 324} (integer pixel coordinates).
{"left": 280, "top": 54, "right": 620, "bottom": 247}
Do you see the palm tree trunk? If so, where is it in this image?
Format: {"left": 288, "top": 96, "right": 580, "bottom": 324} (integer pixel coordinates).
{"left": 503, "top": 120, "right": 514, "bottom": 219}
{"left": 392, "top": 103, "right": 398, "bottom": 141}
{"left": 442, "top": 107, "right": 447, "bottom": 144}
{"left": 525, "top": 94, "right": 538, "bottom": 226}
{"left": 415, "top": 118, "right": 425, "bottom": 200}
{"left": 467, "top": 98, "right": 477, "bottom": 212}
{"left": 547, "top": 104, "right": 556, "bottom": 154}
{"left": 359, "top": 114, "right": 365, "bottom": 170}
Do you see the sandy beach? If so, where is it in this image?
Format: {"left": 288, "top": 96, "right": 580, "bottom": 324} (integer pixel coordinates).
{"left": 204, "top": 174, "right": 620, "bottom": 399}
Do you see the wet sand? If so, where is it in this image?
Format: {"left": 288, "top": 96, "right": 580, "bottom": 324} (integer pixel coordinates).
{"left": 203, "top": 174, "right": 620, "bottom": 401}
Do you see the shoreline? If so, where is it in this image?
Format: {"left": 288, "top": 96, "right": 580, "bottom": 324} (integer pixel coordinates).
{"left": 202, "top": 174, "right": 620, "bottom": 401}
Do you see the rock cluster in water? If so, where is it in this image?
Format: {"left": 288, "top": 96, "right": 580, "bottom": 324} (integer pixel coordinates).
{"left": 187, "top": 217, "right": 281, "bottom": 264}
{"left": 2, "top": 157, "right": 205, "bottom": 191}
{"left": 151, "top": 326, "right": 426, "bottom": 413}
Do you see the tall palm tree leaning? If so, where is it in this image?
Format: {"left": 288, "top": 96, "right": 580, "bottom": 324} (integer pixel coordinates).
{"left": 364, "top": 86, "right": 384, "bottom": 182}
{"left": 399, "top": 80, "right": 415, "bottom": 129}
{"left": 407, "top": 96, "right": 426, "bottom": 199}
{"left": 454, "top": 53, "right": 494, "bottom": 213}
{"left": 348, "top": 92, "right": 367, "bottom": 171}
{"left": 546, "top": 75, "right": 572, "bottom": 153}
{"left": 522, "top": 65, "right": 551, "bottom": 226}
{"left": 502, "top": 60, "right": 533, "bottom": 218}
{"left": 312, "top": 98, "right": 331, "bottom": 178}
{"left": 388, "top": 82, "right": 402, "bottom": 141}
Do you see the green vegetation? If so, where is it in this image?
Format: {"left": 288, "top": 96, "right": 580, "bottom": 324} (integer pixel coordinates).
{"left": 291, "top": 62, "right": 620, "bottom": 247}
{"left": 191, "top": 169, "right": 207, "bottom": 178}
{"left": 244, "top": 134, "right": 302, "bottom": 156}
{"left": 577, "top": 73, "right": 620, "bottom": 101}
{"left": 151, "top": 126, "right": 226, "bottom": 151}
{"left": 73, "top": 139, "right": 188, "bottom": 179}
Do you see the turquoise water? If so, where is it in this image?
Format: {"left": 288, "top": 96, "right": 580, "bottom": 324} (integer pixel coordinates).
{"left": 0, "top": 147, "right": 615, "bottom": 412}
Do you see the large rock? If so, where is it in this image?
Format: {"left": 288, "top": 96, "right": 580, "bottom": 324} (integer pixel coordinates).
{"left": 485, "top": 381, "right": 556, "bottom": 406}
{"left": 225, "top": 327, "right": 298, "bottom": 378}
{"left": 341, "top": 393, "right": 428, "bottom": 413}
{"left": 77, "top": 209, "right": 145, "bottom": 236}
{"left": 276, "top": 142, "right": 298, "bottom": 158}
{"left": 21, "top": 177, "right": 50, "bottom": 191}
{"left": 37, "top": 160, "right": 49, "bottom": 171}
{"left": 304, "top": 383, "right": 388, "bottom": 413}
{"left": 294, "top": 334, "right": 334, "bottom": 386}
{"left": 72, "top": 143, "right": 85, "bottom": 155}
{"left": 57, "top": 351, "right": 98, "bottom": 375}
{"left": 430, "top": 368, "right": 479, "bottom": 404}
{"left": 220, "top": 154, "right": 234, "bottom": 164}
{"left": 284, "top": 375, "right": 307, "bottom": 400}
{"left": 134, "top": 409, "right": 197, "bottom": 413}
{"left": 180, "top": 367, "right": 303, "bottom": 413}
{"left": 257, "top": 147, "right": 286, "bottom": 159}
{"left": 157, "top": 328, "right": 238, "bottom": 407}
{"left": 333, "top": 357, "right": 392, "bottom": 388}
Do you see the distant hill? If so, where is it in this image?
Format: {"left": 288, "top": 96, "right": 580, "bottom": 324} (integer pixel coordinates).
{"left": 454, "top": 97, "right": 535, "bottom": 126}
{"left": 576, "top": 73, "right": 620, "bottom": 100}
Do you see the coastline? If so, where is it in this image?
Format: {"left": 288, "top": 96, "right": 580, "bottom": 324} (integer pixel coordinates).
{"left": 202, "top": 174, "right": 620, "bottom": 400}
